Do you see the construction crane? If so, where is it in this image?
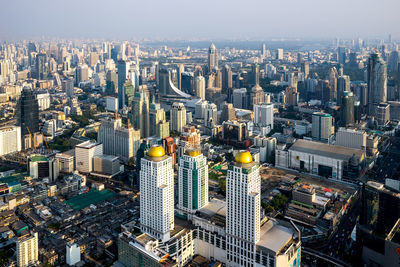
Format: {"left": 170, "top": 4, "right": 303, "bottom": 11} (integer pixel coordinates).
{"left": 41, "top": 133, "right": 52, "bottom": 154}
{"left": 26, "top": 127, "right": 37, "bottom": 153}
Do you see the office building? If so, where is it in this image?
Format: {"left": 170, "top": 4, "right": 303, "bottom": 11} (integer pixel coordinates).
{"left": 66, "top": 242, "right": 81, "bottom": 266}
{"left": 358, "top": 181, "right": 400, "bottom": 267}
{"left": 16, "top": 232, "right": 38, "bottom": 267}
{"left": 170, "top": 102, "right": 187, "bottom": 133}
{"left": 232, "top": 88, "right": 248, "bottom": 109}
{"left": 337, "top": 46, "right": 346, "bottom": 65}
{"left": 375, "top": 102, "right": 390, "bottom": 126}
{"left": 337, "top": 75, "right": 350, "bottom": 104}
{"left": 130, "top": 88, "right": 150, "bottom": 137}
{"left": 97, "top": 117, "right": 141, "bottom": 163}
{"left": 208, "top": 43, "right": 218, "bottom": 71}
{"left": 0, "top": 126, "right": 21, "bottom": 156}
{"left": 123, "top": 80, "right": 135, "bottom": 107}
{"left": 140, "top": 146, "right": 174, "bottom": 242}
{"left": 17, "top": 87, "right": 39, "bottom": 142}
{"left": 220, "top": 103, "right": 236, "bottom": 123}
{"left": 55, "top": 153, "right": 74, "bottom": 173}
{"left": 340, "top": 91, "right": 355, "bottom": 127}
{"left": 149, "top": 99, "right": 170, "bottom": 139}
{"left": 261, "top": 43, "right": 267, "bottom": 58}
{"left": 106, "top": 70, "right": 118, "bottom": 95}
{"left": 62, "top": 79, "right": 74, "bottom": 97}
{"left": 28, "top": 155, "right": 59, "bottom": 182}
{"left": 36, "top": 92, "right": 50, "bottom": 111}
{"left": 75, "top": 64, "right": 89, "bottom": 85}
{"left": 335, "top": 128, "right": 366, "bottom": 150}
{"left": 301, "top": 62, "right": 310, "bottom": 78}
{"left": 195, "top": 76, "right": 206, "bottom": 100}
{"left": 118, "top": 60, "right": 129, "bottom": 109}
{"left": 75, "top": 141, "right": 103, "bottom": 173}
{"left": 367, "top": 53, "right": 387, "bottom": 116}
{"left": 253, "top": 103, "right": 274, "bottom": 130}
{"left": 204, "top": 102, "right": 218, "bottom": 128}
{"left": 276, "top": 48, "right": 283, "bottom": 60}
{"left": 222, "top": 64, "right": 233, "bottom": 90}
{"left": 105, "top": 96, "right": 118, "bottom": 112}
{"left": 177, "top": 148, "right": 208, "bottom": 215}
{"left": 93, "top": 155, "right": 121, "bottom": 176}
{"left": 35, "top": 53, "right": 47, "bottom": 80}
{"left": 312, "top": 112, "right": 333, "bottom": 141}
{"left": 222, "top": 120, "right": 246, "bottom": 143}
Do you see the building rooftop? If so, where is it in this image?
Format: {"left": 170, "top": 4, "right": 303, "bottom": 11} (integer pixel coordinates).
{"left": 196, "top": 198, "right": 226, "bottom": 227}
{"left": 76, "top": 141, "right": 101, "bottom": 149}
{"left": 258, "top": 219, "right": 295, "bottom": 254}
{"left": 289, "top": 139, "right": 364, "bottom": 162}
{"left": 30, "top": 155, "right": 49, "bottom": 162}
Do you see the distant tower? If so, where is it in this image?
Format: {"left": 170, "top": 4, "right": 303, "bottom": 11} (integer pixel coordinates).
{"left": 208, "top": 43, "right": 218, "bottom": 72}
{"left": 226, "top": 151, "right": 261, "bottom": 266}
{"left": 177, "top": 148, "right": 209, "bottom": 215}
{"left": 341, "top": 91, "right": 355, "bottom": 127}
{"left": 170, "top": 102, "right": 187, "bottom": 133}
{"left": 195, "top": 76, "right": 206, "bottom": 100}
{"left": 312, "top": 112, "right": 333, "bottom": 141}
{"left": 130, "top": 87, "right": 150, "bottom": 138}
{"left": 117, "top": 60, "right": 129, "bottom": 109}
{"left": 367, "top": 52, "right": 387, "bottom": 116}
{"left": 261, "top": 43, "right": 266, "bottom": 58}
{"left": 35, "top": 53, "right": 47, "bottom": 80}
{"left": 140, "top": 146, "right": 174, "bottom": 242}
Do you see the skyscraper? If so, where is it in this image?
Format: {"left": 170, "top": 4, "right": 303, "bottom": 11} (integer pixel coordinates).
{"left": 208, "top": 43, "right": 218, "bottom": 72}
{"left": 177, "top": 148, "right": 208, "bottom": 215}
{"left": 301, "top": 62, "right": 310, "bottom": 78}
{"left": 35, "top": 53, "right": 47, "bottom": 80}
{"left": 222, "top": 64, "right": 233, "bottom": 91}
{"left": 17, "top": 87, "right": 39, "bottom": 141}
{"left": 261, "top": 43, "right": 267, "bottom": 58}
{"left": 226, "top": 151, "right": 261, "bottom": 266}
{"left": 253, "top": 103, "right": 274, "bottom": 130}
{"left": 117, "top": 60, "right": 129, "bottom": 109}
{"left": 276, "top": 48, "right": 283, "bottom": 60}
{"left": 106, "top": 70, "right": 118, "bottom": 95}
{"left": 130, "top": 87, "right": 150, "bottom": 138}
{"left": 149, "top": 98, "right": 170, "bottom": 139}
{"left": 337, "top": 75, "right": 350, "bottom": 104}
{"left": 140, "top": 145, "right": 174, "bottom": 242}
{"left": 340, "top": 91, "right": 355, "bottom": 127}
{"left": 195, "top": 76, "right": 205, "bottom": 100}
{"left": 337, "top": 46, "right": 346, "bottom": 65}
{"left": 367, "top": 52, "right": 387, "bottom": 116}
{"left": 170, "top": 102, "right": 187, "bottom": 133}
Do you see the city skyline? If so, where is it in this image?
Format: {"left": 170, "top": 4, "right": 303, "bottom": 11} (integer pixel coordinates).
{"left": 1, "top": 0, "right": 400, "bottom": 40}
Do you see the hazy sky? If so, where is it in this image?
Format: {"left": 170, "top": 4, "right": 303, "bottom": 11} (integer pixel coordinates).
{"left": 1, "top": 0, "right": 399, "bottom": 41}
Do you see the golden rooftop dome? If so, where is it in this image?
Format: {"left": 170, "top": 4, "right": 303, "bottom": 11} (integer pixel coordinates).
{"left": 147, "top": 146, "right": 166, "bottom": 157}
{"left": 234, "top": 151, "right": 253, "bottom": 164}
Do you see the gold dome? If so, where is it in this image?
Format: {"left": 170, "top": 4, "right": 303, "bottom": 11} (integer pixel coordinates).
{"left": 147, "top": 146, "right": 166, "bottom": 157}
{"left": 235, "top": 151, "right": 253, "bottom": 164}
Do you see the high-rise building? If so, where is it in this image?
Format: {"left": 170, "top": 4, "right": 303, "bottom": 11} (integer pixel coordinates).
{"left": 177, "top": 148, "right": 208, "bottom": 215}
{"left": 312, "top": 112, "right": 333, "bottom": 141}
{"left": 17, "top": 87, "right": 39, "bottom": 142}
{"left": 106, "top": 70, "right": 118, "bottom": 95}
{"left": 62, "top": 79, "right": 74, "bottom": 98}
{"left": 232, "top": 88, "right": 248, "bottom": 109}
{"left": 328, "top": 67, "right": 339, "bottom": 101}
{"left": 222, "top": 64, "right": 233, "bottom": 91}
{"left": 276, "top": 48, "right": 283, "bottom": 60}
{"left": 140, "top": 146, "right": 174, "bottom": 242}
{"left": 204, "top": 102, "right": 218, "bottom": 128}
{"left": 253, "top": 103, "right": 274, "bottom": 129}
{"left": 16, "top": 232, "right": 38, "bottom": 267}
{"left": 335, "top": 127, "right": 366, "bottom": 150}
{"left": 149, "top": 98, "right": 170, "bottom": 139}
{"left": 130, "top": 88, "right": 150, "bottom": 138}
{"left": 226, "top": 151, "right": 261, "bottom": 266}
{"left": 75, "top": 64, "right": 89, "bottom": 85}
{"left": 97, "top": 117, "right": 141, "bottom": 163}
{"left": 261, "top": 43, "right": 267, "bottom": 58}
{"left": 118, "top": 60, "right": 129, "bottom": 109}
{"left": 170, "top": 102, "right": 187, "bottom": 133}
{"left": 75, "top": 141, "right": 103, "bottom": 173}
{"left": 367, "top": 52, "right": 387, "bottom": 116}
{"left": 301, "top": 62, "right": 310, "bottom": 78}
{"left": 0, "top": 126, "right": 21, "bottom": 156}
{"left": 337, "top": 75, "right": 350, "bottom": 104}
{"left": 208, "top": 43, "right": 218, "bottom": 71}
{"left": 337, "top": 46, "right": 346, "bottom": 65}
{"left": 35, "top": 53, "right": 47, "bottom": 80}
{"left": 220, "top": 103, "right": 236, "bottom": 123}
{"left": 66, "top": 242, "right": 81, "bottom": 266}
{"left": 340, "top": 91, "right": 355, "bottom": 127}
{"left": 195, "top": 76, "right": 205, "bottom": 100}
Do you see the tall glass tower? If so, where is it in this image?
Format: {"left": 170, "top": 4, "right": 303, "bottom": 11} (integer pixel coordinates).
{"left": 17, "top": 87, "right": 39, "bottom": 139}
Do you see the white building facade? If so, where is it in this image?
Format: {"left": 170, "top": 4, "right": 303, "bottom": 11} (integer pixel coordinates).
{"left": 75, "top": 141, "right": 103, "bottom": 173}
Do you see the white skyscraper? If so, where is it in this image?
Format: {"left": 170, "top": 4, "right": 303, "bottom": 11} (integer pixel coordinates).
{"left": 16, "top": 232, "right": 38, "bottom": 267}
{"left": 204, "top": 102, "right": 218, "bottom": 128}
{"left": 66, "top": 242, "right": 81, "bottom": 266}
{"left": 253, "top": 103, "right": 274, "bottom": 129}
{"left": 195, "top": 76, "right": 206, "bottom": 100}
{"left": 140, "top": 145, "right": 174, "bottom": 242}
{"left": 177, "top": 148, "right": 208, "bottom": 216}
{"left": 0, "top": 126, "right": 21, "bottom": 156}
{"left": 75, "top": 141, "right": 103, "bottom": 173}
{"left": 226, "top": 151, "right": 261, "bottom": 267}
{"left": 170, "top": 102, "right": 187, "bottom": 133}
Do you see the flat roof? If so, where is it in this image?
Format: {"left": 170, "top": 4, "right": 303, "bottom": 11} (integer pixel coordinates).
{"left": 76, "top": 141, "right": 101, "bottom": 149}
{"left": 94, "top": 154, "right": 119, "bottom": 161}
{"left": 258, "top": 219, "right": 294, "bottom": 253}
{"left": 30, "top": 155, "right": 49, "bottom": 162}
{"left": 289, "top": 139, "right": 364, "bottom": 161}
{"left": 65, "top": 189, "right": 115, "bottom": 210}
